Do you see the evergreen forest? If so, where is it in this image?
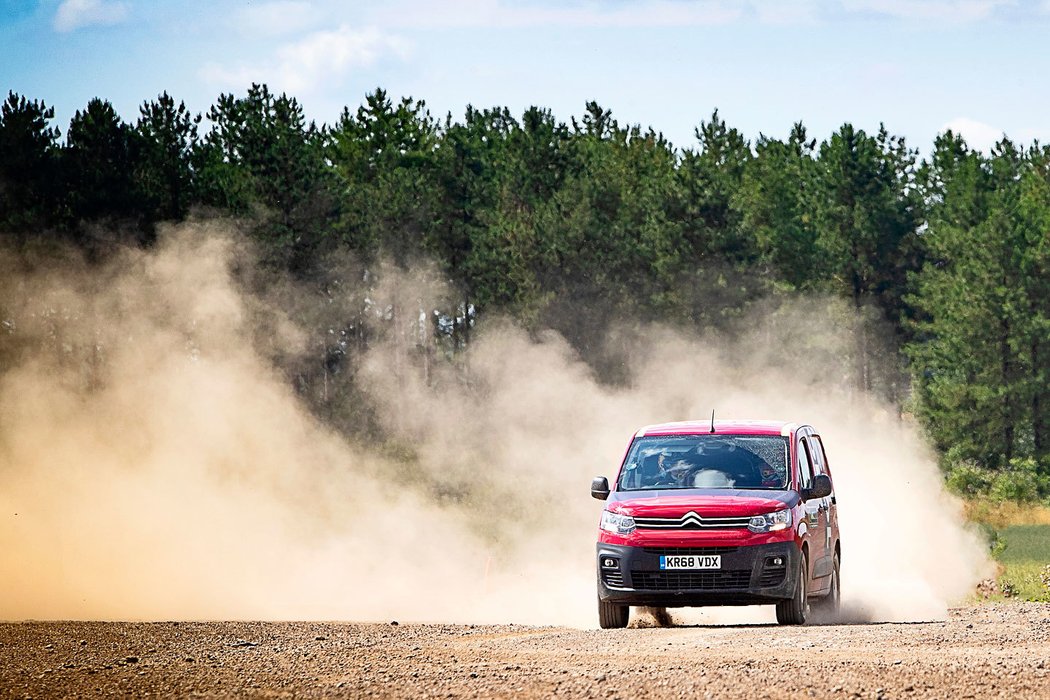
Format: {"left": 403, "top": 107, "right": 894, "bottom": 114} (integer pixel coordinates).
{"left": 2, "top": 85, "right": 1048, "bottom": 501}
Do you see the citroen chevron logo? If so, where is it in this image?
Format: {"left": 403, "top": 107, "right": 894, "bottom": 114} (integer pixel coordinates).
{"left": 681, "top": 511, "right": 703, "bottom": 525}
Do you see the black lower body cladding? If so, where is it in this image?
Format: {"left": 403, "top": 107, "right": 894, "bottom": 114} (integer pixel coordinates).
{"left": 596, "top": 541, "right": 799, "bottom": 607}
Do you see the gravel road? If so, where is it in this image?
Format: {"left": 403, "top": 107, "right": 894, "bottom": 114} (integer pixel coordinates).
{"left": 2, "top": 604, "right": 1048, "bottom": 699}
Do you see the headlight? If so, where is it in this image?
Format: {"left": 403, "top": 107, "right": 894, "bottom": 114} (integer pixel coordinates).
{"left": 748, "top": 508, "right": 792, "bottom": 533}
{"left": 600, "top": 510, "right": 636, "bottom": 535}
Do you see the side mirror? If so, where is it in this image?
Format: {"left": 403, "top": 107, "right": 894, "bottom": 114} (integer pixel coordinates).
{"left": 803, "top": 473, "right": 833, "bottom": 500}
{"left": 591, "top": 476, "right": 610, "bottom": 500}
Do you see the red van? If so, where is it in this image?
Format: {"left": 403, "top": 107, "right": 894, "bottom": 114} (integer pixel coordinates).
{"left": 591, "top": 420, "right": 840, "bottom": 628}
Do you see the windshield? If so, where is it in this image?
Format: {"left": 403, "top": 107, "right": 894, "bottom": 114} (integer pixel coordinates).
{"left": 617, "top": 434, "right": 790, "bottom": 491}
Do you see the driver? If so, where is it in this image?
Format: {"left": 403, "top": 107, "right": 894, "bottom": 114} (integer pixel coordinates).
{"left": 663, "top": 457, "right": 697, "bottom": 487}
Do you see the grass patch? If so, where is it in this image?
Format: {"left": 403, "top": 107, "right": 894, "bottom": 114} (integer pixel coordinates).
{"left": 996, "top": 525, "right": 1050, "bottom": 564}
{"left": 993, "top": 525, "right": 1050, "bottom": 602}
{"left": 963, "top": 499, "right": 1050, "bottom": 529}
{"left": 963, "top": 499, "right": 1050, "bottom": 601}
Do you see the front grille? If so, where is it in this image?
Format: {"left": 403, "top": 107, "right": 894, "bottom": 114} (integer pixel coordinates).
{"left": 642, "top": 546, "right": 737, "bottom": 557}
{"left": 634, "top": 512, "right": 751, "bottom": 530}
{"left": 601, "top": 569, "right": 625, "bottom": 588}
{"left": 759, "top": 567, "right": 786, "bottom": 587}
{"left": 631, "top": 569, "right": 752, "bottom": 590}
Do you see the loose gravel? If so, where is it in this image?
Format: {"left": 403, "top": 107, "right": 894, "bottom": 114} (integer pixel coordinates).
{"left": 2, "top": 604, "right": 1048, "bottom": 699}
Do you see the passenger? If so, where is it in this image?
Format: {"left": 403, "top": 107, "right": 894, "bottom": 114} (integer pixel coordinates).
{"left": 759, "top": 462, "right": 782, "bottom": 488}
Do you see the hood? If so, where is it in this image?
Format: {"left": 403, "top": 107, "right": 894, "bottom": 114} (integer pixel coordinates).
{"left": 607, "top": 488, "right": 798, "bottom": 518}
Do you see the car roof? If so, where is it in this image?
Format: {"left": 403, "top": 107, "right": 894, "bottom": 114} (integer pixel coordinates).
{"left": 635, "top": 419, "right": 799, "bottom": 437}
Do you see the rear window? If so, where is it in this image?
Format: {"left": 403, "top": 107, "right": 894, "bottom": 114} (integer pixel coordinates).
{"left": 618, "top": 434, "right": 789, "bottom": 491}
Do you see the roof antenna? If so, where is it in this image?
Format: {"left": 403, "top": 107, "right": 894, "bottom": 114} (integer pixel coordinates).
{"left": 710, "top": 409, "right": 716, "bottom": 433}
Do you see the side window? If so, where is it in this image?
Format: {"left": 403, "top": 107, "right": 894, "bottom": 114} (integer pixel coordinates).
{"left": 814, "top": 435, "right": 831, "bottom": 475}
{"left": 797, "top": 438, "right": 815, "bottom": 489}
{"left": 810, "top": 435, "right": 827, "bottom": 475}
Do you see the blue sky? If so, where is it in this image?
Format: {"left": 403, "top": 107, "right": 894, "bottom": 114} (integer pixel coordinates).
{"left": 3, "top": 0, "right": 1050, "bottom": 153}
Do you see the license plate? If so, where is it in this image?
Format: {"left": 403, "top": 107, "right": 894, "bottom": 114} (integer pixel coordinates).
{"left": 659, "top": 555, "right": 721, "bottom": 570}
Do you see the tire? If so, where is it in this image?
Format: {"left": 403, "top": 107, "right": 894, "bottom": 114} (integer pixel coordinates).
{"left": 598, "top": 599, "right": 629, "bottom": 629}
{"left": 813, "top": 552, "right": 841, "bottom": 619}
{"left": 776, "top": 552, "right": 810, "bottom": 625}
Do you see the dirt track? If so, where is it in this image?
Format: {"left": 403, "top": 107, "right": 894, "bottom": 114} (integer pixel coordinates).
{"left": 2, "top": 604, "right": 1048, "bottom": 699}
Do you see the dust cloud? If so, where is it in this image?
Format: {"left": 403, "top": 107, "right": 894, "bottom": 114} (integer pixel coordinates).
{"left": 0, "top": 223, "right": 990, "bottom": 625}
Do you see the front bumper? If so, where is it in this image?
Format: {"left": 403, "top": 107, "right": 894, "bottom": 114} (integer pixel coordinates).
{"left": 596, "top": 541, "right": 799, "bottom": 607}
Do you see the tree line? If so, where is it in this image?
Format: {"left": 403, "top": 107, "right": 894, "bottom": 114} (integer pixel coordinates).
{"left": 1, "top": 85, "right": 1047, "bottom": 499}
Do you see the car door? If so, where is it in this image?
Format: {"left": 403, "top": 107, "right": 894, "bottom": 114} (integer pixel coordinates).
{"left": 796, "top": 435, "right": 828, "bottom": 580}
{"left": 811, "top": 434, "right": 838, "bottom": 574}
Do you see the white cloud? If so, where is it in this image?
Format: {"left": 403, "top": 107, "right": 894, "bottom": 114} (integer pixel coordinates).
{"left": 201, "top": 25, "right": 410, "bottom": 96}
{"left": 236, "top": 1, "right": 323, "bottom": 37}
{"left": 940, "top": 117, "right": 1005, "bottom": 153}
{"left": 275, "top": 25, "right": 410, "bottom": 92}
{"left": 53, "top": 0, "right": 129, "bottom": 32}
{"left": 368, "top": 0, "right": 743, "bottom": 29}
{"left": 841, "top": 0, "right": 1012, "bottom": 21}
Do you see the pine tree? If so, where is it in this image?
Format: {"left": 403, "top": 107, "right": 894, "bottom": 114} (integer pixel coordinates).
{"left": 816, "top": 123, "right": 921, "bottom": 393}
{"left": 0, "top": 92, "right": 61, "bottom": 237}
{"left": 736, "top": 123, "right": 821, "bottom": 290}
{"left": 135, "top": 92, "right": 199, "bottom": 222}
{"left": 63, "top": 98, "right": 141, "bottom": 242}
{"left": 196, "top": 84, "right": 336, "bottom": 270}
{"left": 327, "top": 88, "right": 440, "bottom": 262}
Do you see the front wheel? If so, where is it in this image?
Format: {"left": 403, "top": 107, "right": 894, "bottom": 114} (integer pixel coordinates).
{"left": 776, "top": 552, "right": 810, "bottom": 625}
{"left": 598, "top": 599, "right": 629, "bottom": 629}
